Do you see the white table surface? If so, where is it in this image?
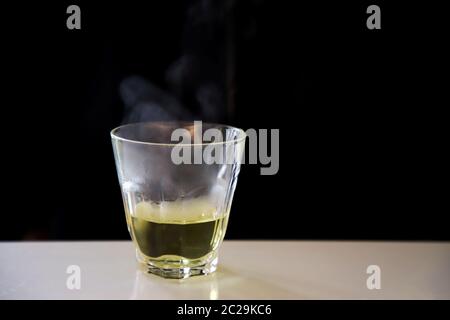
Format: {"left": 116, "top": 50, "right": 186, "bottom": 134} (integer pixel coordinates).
{"left": 0, "top": 241, "right": 449, "bottom": 299}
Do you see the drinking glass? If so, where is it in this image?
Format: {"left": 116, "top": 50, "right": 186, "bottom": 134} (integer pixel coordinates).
{"left": 111, "top": 121, "right": 245, "bottom": 279}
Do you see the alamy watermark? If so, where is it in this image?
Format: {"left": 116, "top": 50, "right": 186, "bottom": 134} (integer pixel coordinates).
{"left": 366, "top": 5, "right": 381, "bottom": 30}
{"left": 366, "top": 264, "right": 381, "bottom": 290}
{"left": 66, "top": 5, "right": 81, "bottom": 30}
{"left": 170, "top": 121, "right": 279, "bottom": 175}
{"left": 66, "top": 264, "right": 81, "bottom": 290}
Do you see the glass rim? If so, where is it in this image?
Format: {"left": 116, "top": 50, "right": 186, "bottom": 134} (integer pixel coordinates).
{"left": 110, "top": 121, "right": 247, "bottom": 147}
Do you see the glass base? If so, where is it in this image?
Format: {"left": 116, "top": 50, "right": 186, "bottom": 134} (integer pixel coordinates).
{"left": 136, "top": 249, "right": 218, "bottom": 279}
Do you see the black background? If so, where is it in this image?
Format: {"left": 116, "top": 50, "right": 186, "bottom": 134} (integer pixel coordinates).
{"left": 2, "top": 1, "right": 448, "bottom": 240}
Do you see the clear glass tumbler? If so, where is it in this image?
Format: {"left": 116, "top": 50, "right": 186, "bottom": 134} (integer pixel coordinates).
{"left": 111, "top": 121, "right": 245, "bottom": 279}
